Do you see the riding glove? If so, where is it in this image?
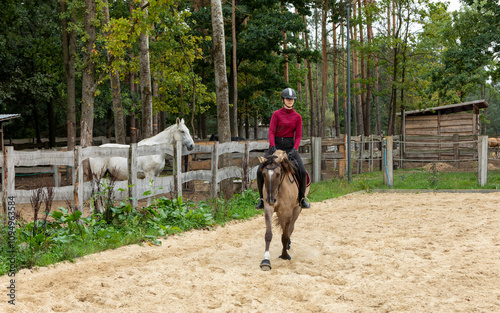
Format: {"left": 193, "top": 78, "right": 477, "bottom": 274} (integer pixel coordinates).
{"left": 267, "top": 146, "right": 277, "bottom": 155}
{"left": 287, "top": 148, "right": 297, "bottom": 159}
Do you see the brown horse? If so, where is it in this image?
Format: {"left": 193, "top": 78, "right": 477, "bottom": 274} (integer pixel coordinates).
{"left": 257, "top": 150, "right": 309, "bottom": 271}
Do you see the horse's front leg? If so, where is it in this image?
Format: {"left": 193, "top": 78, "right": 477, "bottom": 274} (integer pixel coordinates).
{"left": 260, "top": 206, "right": 273, "bottom": 271}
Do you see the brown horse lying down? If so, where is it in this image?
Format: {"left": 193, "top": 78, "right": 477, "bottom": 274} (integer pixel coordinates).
{"left": 257, "top": 150, "right": 310, "bottom": 271}
{"left": 488, "top": 137, "right": 500, "bottom": 147}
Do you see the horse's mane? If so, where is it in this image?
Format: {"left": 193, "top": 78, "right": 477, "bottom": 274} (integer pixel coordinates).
{"left": 264, "top": 155, "right": 296, "bottom": 177}
{"left": 280, "top": 157, "right": 296, "bottom": 177}
{"left": 139, "top": 122, "right": 179, "bottom": 144}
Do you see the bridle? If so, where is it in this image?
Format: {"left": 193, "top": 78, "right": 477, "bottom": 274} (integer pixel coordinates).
{"left": 263, "top": 162, "right": 295, "bottom": 197}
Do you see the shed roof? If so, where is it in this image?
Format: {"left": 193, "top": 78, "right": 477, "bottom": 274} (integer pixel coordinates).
{"left": 0, "top": 114, "right": 20, "bottom": 122}
{"left": 397, "top": 100, "right": 488, "bottom": 117}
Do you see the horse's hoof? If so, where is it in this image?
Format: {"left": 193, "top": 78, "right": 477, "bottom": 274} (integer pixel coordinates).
{"left": 260, "top": 259, "right": 272, "bottom": 271}
{"left": 279, "top": 255, "right": 291, "bottom": 260}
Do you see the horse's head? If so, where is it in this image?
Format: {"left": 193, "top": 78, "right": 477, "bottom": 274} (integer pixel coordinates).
{"left": 258, "top": 150, "right": 291, "bottom": 206}
{"left": 174, "top": 118, "right": 195, "bottom": 151}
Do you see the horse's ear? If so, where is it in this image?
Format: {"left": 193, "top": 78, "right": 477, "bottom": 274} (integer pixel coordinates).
{"left": 258, "top": 156, "right": 267, "bottom": 164}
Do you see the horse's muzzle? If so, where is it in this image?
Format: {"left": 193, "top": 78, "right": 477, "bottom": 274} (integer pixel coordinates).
{"left": 186, "top": 143, "right": 195, "bottom": 151}
{"left": 267, "top": 197, "right": 276, "bottom": 205}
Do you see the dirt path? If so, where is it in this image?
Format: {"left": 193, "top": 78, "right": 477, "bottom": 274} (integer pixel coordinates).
{"left": 2, "top": 192, "right": 500, "bottom": 312}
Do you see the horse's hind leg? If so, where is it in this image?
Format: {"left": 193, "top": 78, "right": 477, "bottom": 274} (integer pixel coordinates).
{"left": 260, "top": 207, "right": 273, "bottom": 271}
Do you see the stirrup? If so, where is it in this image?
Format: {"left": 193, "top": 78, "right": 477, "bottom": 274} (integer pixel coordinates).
{"left": 300, "top": 198, "right": 310, "bottom": 209}
{"left": 255, "top": 199, "right": 264, "bottom": 210}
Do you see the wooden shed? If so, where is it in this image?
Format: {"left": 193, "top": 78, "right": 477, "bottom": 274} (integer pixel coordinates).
{"left": 400, "top": 100, "right": 488, "bottom": 137}
{"left": 397, "top": 100, "right": 489, "bottom": 161}
{"left": 0, "top": 114, "right": 21, "bottom": 152}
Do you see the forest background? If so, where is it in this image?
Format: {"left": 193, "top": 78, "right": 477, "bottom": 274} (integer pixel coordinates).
{"left": 0, "top": 0, "right": 499, "bottom": 149}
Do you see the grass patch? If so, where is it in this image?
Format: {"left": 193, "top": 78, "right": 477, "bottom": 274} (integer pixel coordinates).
{"left": 308, "top": 168, "right": 500, "bottom": 203}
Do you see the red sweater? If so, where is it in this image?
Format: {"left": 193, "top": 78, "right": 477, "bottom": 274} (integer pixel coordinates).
{"left": 269, "top": 107, "right": 303, "bottom": 149}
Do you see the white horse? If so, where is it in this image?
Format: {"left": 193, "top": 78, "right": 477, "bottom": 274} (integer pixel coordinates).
{"left": 89, "top": 118, "right": 195, "bottom": 205}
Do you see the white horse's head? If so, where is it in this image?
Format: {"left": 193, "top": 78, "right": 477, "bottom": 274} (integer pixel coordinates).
{"left": 174, "top": 118, "right": 195, "bottom": 151}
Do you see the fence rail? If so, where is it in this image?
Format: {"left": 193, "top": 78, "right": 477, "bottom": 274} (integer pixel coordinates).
{"left": 1, "top": 139, "right": 329, "bottom": 212}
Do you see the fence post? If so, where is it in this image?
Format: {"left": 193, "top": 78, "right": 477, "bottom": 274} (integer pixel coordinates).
{"left": 53, "top": 165, "right": 60, "bottom": 188}
{"left": 339, "top": 134, "right": 346, "bottom": 177}
{"left": 175, "top": 140, "right": 182, "bottom": 198}
{"left": 243, "top": 141, "right": 249, "bottom": 190}
{"left": 311, "top": 137, "right": 321, "bottom": 183}
{"left": 128, "top": 143, "right": 138, "bottom": 208}
{"left": 1, "top": 147, "right": 6, "bottom": 218}
{"left": 211, "top": 142, "right": 219, "bottom": 198}
{"left": 478, "top": 135, "right": 488, "bottom": 186}
{"left": 73, "top": 146, "right": 83, "bottom": 212}
{"left": 3, "top": 147, "right": 15, "bottom": 218}
{"left": 383, "top": 136, "right": 393, "bottom": 186}
{"left": 453, "top": 134, "right": 460, "bottom": 168}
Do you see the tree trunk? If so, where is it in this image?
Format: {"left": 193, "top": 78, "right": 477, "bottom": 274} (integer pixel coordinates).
{"left": 303, "top": 16, "right": 315, "bottom": 138}
{"left": 314, "top": 9, "right": 320, "bottom": 138}
{"left": 60, "top": 0, "right": 76, "bottom": 150}
{"left": 342, "top": 21, "right": 347, "bottom": 135}
{"left": 321, "top": 0, "right": 329, "bottom": 138}
{"left": 231, "top": 0, "right": 238, "bottom": 137}
{"left": 363, "top": 0, "right": 373, "bottom": 136}
{"left": 359, "top": 0, "right": 367, "bottom": 135}
{"left": 353, "top": 2, "right": 363, "bottom": 137}
{"left": 103, "top": 0, "right": 126, "bottom": 144}
{"left": 139, "top": 0, "right": 152, "bottom": 139}
{"left": 333, "top": 18, "right": 340, "bottom": 137}
{"left": 253, "top": 113, "right": 258, "bottom": 140}
{"left": 129, "top": 73, "right": 137, "bottom": 143}
{"left": 81, "top": 0, "right": 97, "bottom": 148}
{"left": 48, "top": 101, "right": 55, "bottom": 147}
{"left": 211, "top": 0, "right": 232, "bottom": 199}
{"left": 153, "top": 77, "right": 159, "bottom": 135}
{"left": 374, "top": 55, "right": 380, "bottom": 136}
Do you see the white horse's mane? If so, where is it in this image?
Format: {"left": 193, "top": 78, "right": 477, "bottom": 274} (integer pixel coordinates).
{"left": 139, "top": 122, "right": 180, "bottom": 146}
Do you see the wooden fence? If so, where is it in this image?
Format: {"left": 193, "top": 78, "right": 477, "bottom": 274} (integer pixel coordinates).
{"left": 0, "top": 135, "right": 400, "bottom": 211}
{"left": 398, "top": 134, "right": 478, "bottom": 165}
{"left": 1, "top": 134, "right": 495, "bottom": 214}
{"left": 387, "top": 135, "right": 489, "bottom": 186}
{"left": 3, "top": 138, "right": 351, "bottom": 212}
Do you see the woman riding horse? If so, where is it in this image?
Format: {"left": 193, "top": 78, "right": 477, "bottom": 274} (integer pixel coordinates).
{"left": 255, "top": 88, "right": 310, "bottom": 209}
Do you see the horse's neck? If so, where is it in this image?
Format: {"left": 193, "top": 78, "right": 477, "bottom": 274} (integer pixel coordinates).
{"left": 139, "top": 125, "right": 176, "bottom": 146}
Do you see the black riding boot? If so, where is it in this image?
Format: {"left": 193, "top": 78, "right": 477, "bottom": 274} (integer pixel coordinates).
{"left": 255, "top": 169, "right": 264, "bottom": 209}
{"left": 298, "top": 175, "right": 310, "bottom": 209}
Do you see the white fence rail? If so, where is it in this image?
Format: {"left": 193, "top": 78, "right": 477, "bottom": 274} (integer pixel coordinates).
{"left": 0, "top": 139, "right": 285, "bottom": 211}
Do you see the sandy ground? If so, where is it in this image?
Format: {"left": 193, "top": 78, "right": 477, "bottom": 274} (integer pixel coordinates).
{"left": 2, "top": 192, "right": 500, "bottom": 313}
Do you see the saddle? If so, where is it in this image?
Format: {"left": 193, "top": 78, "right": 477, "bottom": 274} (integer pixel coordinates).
{"left": 290, "top": 159, "right": 311, "bottom": 189}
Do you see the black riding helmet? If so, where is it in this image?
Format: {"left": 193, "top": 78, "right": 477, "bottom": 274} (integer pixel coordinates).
{"left": 281, "top": 88, "right": 297, "bottom": 100}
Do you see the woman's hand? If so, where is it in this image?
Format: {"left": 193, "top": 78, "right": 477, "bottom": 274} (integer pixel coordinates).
{"left": 287, "top": 148, "right": 297, "bottom": 159}
{"left": 268, "top": 146, "right": 277, "bottom": 155}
